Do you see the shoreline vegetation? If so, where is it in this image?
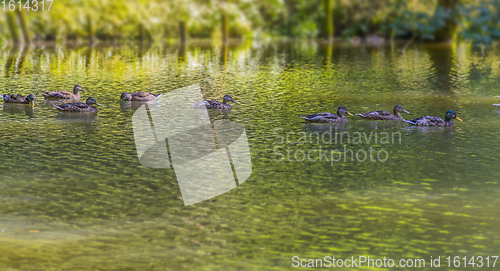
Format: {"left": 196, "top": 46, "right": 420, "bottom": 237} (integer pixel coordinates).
{"left": 1, "top": 0, "right": 499, "bottom": 47}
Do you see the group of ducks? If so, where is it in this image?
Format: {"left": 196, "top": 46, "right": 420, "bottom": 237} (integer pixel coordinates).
{"left": 301, "top": 105, "right": 464, "bottom": 127}
{"left": 0, "top": 84, "right": 239, "bottom": 113}
{"left": 1, "top": 85, "right": 102, "bottom": 112}
{"left": 4, "top": 84, "right": 500, "bottom": 126}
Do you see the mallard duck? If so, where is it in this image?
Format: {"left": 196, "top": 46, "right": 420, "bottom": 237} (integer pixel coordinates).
{"left": 42, "top": 84, "right": 86, "bottom": 100}
{"left": 403, "top": 110, "right": 462, "bottom": 126}
{"left": 54, "top": 97, "right": 102, "bottom": 112}
{"left": 356, "top": 105, "right": 409, "bottom": 120}
{"left": 120, "top": 92, "right": 162, "bottom": 101}
{"left": 191, "top": 94, "right": 238, "bottom": 109}
{"left": 1, "top": 94, "right": 35, "bottom": 106}
{"left": 301, "top": 106, "right": 354, "bottom": 123}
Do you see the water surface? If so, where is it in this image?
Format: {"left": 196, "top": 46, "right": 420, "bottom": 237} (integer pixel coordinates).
{"left": 0, "top": 41, "right": 499, "bottom": 270}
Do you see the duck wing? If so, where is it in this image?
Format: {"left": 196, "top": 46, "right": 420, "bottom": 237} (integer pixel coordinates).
{"left": 130, "top": 92, "right": 160, "bottom": 101}
{"left": 404, "top": 116, "right": 444, "bottom": 126}
{"left": 204, "top": 100, "right": 229, "bottom": 109}
{"left": 301, "top": 112, "right": 340, "bottom": 123}
{"left": 356, "top": 110, "right": 396, "bottom": 120}
{"left": 1, "top": 94, "right": 26, "bottom": 103}
{"left": 54, "top": 102, "right": 89, "bottom": 112}
{"left": 42, "top": 90, "right": 74, "bottom": 99}
{"left": 132, "top": 92, "right": 151, "bottom": 97}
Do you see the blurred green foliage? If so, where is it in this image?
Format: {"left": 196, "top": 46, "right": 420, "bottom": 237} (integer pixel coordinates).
{"left": 0, "top": 0, "right": 499, "bottom": 45}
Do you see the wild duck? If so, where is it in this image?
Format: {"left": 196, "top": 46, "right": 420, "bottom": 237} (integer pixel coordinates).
{"left": 120, "top": 92, "right": 162, "bottom": 101}
{"left": 1, "top": 94, "right": 35, "bottom": 106}
{"left": 301, "top": 106, "right": 354, "bottom": 123}
{"left": 54, "top": 97, "right": 102, "bottom": 112}
{"left": 403, "top": 110, "right": 462, "bottom": 126}
{"left": 42, "top": 84, "right": 85, "bottom": 100}
{"left": 356, "top": 105, "right": 409, "bottom": 120}
{"left": 191, "top": 94, "right": 238, "bottom": 109}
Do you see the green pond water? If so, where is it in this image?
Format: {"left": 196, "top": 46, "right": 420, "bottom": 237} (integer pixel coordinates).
{"left": 0, "top": 41, "right": 499, "bottom": 270}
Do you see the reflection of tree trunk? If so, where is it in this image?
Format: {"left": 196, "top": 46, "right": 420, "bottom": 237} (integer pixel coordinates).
{"left": 322, "top": 0, "right": 334, "bottom": 42}
{"left": 85, "top": 47, "right": 93, "bottom": 70}
{"left": 221, "top": 12, "right": 229, "bottom": 43}
{"left": 433, "top": 0, "right": 458, "bottom": 42}
{"left": 17, "top": 46, "right": 31, "bottom": 74}
{"left": 5, "top": 46, "right": 21, "bottom": 77}
{"left": 138, "top": 42, "right": 152, "bottom": 62}
{"left": 320, "top": 41, "right": 333, "bottom": 68}
{"left": 178, "top": 43, "right": 187, "bottom": 62}
{"left": 424, "top": 43, "right": 455, "bottom": 92}
{"left": 6, "top": 12, "right": 22, "bottom": 45}
{"left": 16, "top": 10, "right": 31, "bottom": 44}
{"left": 220, "top": 43, "right": 228, "bottom": 68}
{"left": 179, "top": 20, "right": 188, "bottom": 43}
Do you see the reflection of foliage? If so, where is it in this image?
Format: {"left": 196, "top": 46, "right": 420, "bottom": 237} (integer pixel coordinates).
{"left": 0, "top": 0, "right": 499, "bottom": 45}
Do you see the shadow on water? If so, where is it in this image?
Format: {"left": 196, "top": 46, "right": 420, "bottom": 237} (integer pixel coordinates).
{"left": 54, "top": 112, "right": 99, "bottom": 134}
{"left": 301, "top": 123, "right": 348, "bottom": 133}
{"left": 2, "top": 104, "right": 35, "bottom": 118}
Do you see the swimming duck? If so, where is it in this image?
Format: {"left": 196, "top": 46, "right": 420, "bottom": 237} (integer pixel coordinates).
{"left": 403, "top": 110, "right": 462, "bottom": 126}
{"left": 301, "top": 106, "right": 354, "bottom": 123}
{"left": 54, "top": 97, "right": 102, "bottom": 112}
{"left": 1, "top": 94, "right": 35, "bottom": 106}
{"left": 356, "top": 105, "right": 410, "bottom": 120}
{"left": 191, "top": 94, "right": 238, "bottom": 109}
{"left": 42, "top": 84, "right": 86, "bottom": 100}
{"left": 120, "top": 92, "right": 162, "bottom": 101}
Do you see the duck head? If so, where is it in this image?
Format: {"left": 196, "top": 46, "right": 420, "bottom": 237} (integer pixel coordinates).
{"left": 445, "top": 110, "right": 462, "bottom": 122}
{"left": 223, "top": 94, "right": 238, "bottom": 104}
{"left": 74, "top": 84, "right": 86, "bottom": 94}
{"left": 86, "top": 97, "right": 102, "bottom": 107}
{"left": 337, "top": 106, "right": 354, "bottom": 117}
{"left": 394, "top": 105, "right": 409, "bottom": 114}
{"left": 26, "top": 94, "right": 35, "bottom": 106}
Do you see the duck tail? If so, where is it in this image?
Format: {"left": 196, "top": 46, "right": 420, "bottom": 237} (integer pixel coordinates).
{"left": 300, "top": 116, "right": 313, "bottom": 123}
{"left": 41, "top": 93, "right": 49, "bottom": 97}
{"left": 403, "top": 119, "right": 416, "bottom": 125}
{"left": 0, "top": 95, "right": 5, "bottom": 100}
{"left": 355, "top": 113, "right": 365, "bottom": 118}
{"left": 156, "top": 94, "right": 163, "bottom": 99}
{"left": 53, "top": 105, "right": 64, "bottom": 110}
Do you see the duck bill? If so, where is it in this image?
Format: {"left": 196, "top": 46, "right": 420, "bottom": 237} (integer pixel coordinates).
{"left": 96, "top": 102, "right": 103, "bottom": 107}
{"left": 403, "top": 110, "right": 410, "bottom": 114}
{"left": 231, "top": 99, "right": 238, "bottom": 104}
{"left": 347, "top": 112, "right": 354, "bottom": 116}
{"left": 31, "top": 101, "right": 35, "bottom": 106}
{"left": 455, "top": 117, "right": 463, "bottom": 121}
